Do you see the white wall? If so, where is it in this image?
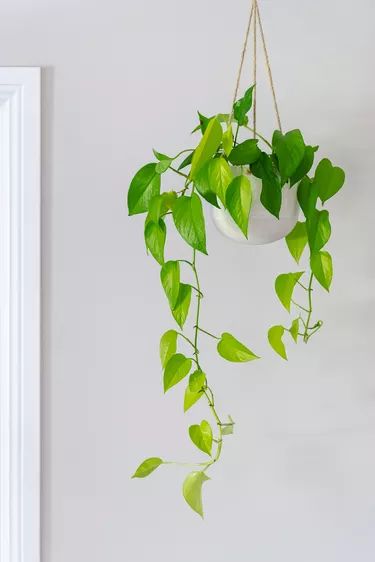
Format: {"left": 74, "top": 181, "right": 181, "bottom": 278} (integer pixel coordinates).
{"left": 1, "top": 1, "right": 375, "bottom": 560}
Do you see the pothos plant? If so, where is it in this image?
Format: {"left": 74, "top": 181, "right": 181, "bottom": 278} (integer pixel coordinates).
{"left": 128, "top": 85, "right": 345, "bottom": 517}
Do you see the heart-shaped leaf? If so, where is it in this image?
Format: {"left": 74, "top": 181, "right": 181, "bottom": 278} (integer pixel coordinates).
{"left": 184, "top": 384, "right": 203, "bottom": 412}
{"left": 164, "top": 353, "right": 192, "bottom": 392}
{"left": 128, "top": 163, "right": 161, "bottom": 215}
{"left": 233, "top": 85, "right": 254, "bottom": 126}
{"left": 144, "top": 219, "right": 166, "bottom": 265}
{"left": 225, "top": 175, "right": 252, "bottom": 237}
{"left": 160, "top": 260, "right": 180, "bottom": 310}
{"left": 194, "top": 161, "right": 220, "bottom": 207}
{"left": 160, "top": 330, "right": 178, "bottom": 368}
{"left": 285, "top": 221, "right": 308, "bottom": 264}
{"left": 228, "top": 139, "right": 261, "bottom": 166}
{"left": 252, "top": 152, "right": 282, "bottom": 218}
{"left": 289, "top": 318, "right": 300, "bottom": 343}
{"left": 217, "top": 332, "right": 259, "bottom": 362}
{"left": 272, "top": 129, "right": 305, "bottom": 179}
{"left": 310, "top": 251, "right": 333, "bottom": 291}
{"left": 307, "top": 209, "right": 331, "bottom": 253}
{"left": 132, "top": 457, "right": 163, "bottom": 478}
{"left": 172, "top": 194, "right": 207, "bottom": 254}
{"left": 206, "top": 157, "right": 233, "bottom": 205}
{"left": 189, "top": 117, "right": 222, "bottom": 179}
{"left": 297, "top": 176, "right": 318, "bottom": 220}
{"left": 189, "top": 370, "right": 206, "bottom": 392}
{"left": 313, "top": 158, "right": 345, "bottom": 203}
{"left": 182, "top": 471, "right": 210, "bottom": 518}
{"left": 222, "top": 126, "right": 234, "bottom": 156}
{"left": 172, "top": 283, "right": 192, "bottom": 329}
{"left": 189, "top": 420, "right": 213, "bottom": 455}
{"left": 268, "top": 325, "right": 287, "bottom": 360}
{"left": 289, "top": 145, "right": 315, "bottom": 187}
{"left": 275, "top": 272, "right": 304, "bottom": 312}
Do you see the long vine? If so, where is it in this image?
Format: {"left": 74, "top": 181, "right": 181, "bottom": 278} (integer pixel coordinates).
{"left": 128, "top": 84, "right": 345, "bottom": 516}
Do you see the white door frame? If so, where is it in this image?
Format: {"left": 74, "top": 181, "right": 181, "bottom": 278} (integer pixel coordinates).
{"left": 0, "top": 67, "right": 41, "bottom": 562}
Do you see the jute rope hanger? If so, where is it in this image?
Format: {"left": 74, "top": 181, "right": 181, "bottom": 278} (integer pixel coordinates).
{"left": 229, "top": 0, "right": 283, "bottom": 135}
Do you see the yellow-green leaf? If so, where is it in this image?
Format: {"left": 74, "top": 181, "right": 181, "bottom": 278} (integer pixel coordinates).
{"left": 172, "top": 283, "right": 192, "bottom": 329}
{"left": 314, "top": 158, "right": 345, "bottom": 204}
{"left": 275, "top": 272, "right": 304, "bottom": 312}
{"left": 217, "top": 332, "right": 259, "bottom": 362}
{"left": 132, "top": 457, "right": 163, "bottom": 478}
{"left": 172, "top": 194, "right": 207, "bottom": 254}
{"left": 128, "top": 163, "right": 161, "bottom": 215}
{"left": 144, "top": 219, "right": 166, "bottom": 265}
{"left": 285, "top": 221, "right": 308, "bottom": 264}
{"left": 307, "top": 209, "right": 331, "bottom": 253}
{"left": 182, "top": 471, "right": 210, "bottom": 518}
{"left": 160, "top": 330, "right": 177, "bottom": 368}
{"left": 189, "top": 118, "right": 223, "bottom": 179}
{"left": 189, "top": 420, "right": 213, "bottom": 455}
{"left": 289, "top": 318, "right": 299, "bottom": 343}
{"left": 268, "top": 325, "right": 287, "bottom": 360}
{"left": 184, "top": 385, "right": 203, "bottom": 412}
{"left": 310, "top": 251, "right": 333, "bottom": 291}
{"left": 222, "top": 126, "right": 234, "bottom": 156}
{"left": 225, "top": 175, "right": 252, "bottom": 237}
{"left": 189, "top": 370, "right": 206, "bottom": 392}
{"left": 163, "top": 353, "right": 192, "bottom": 392}
{"left": 160, "top": 260, "right": 180, "bottom": 309}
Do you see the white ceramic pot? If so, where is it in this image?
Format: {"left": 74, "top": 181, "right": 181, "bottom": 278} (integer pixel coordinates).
{"left": 212, "top": 167, "right": 299, "bottom": 245}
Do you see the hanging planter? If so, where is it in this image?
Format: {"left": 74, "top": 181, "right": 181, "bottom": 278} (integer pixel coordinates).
{"left": 127, "top": 0, "right": 346, "bottom": 517}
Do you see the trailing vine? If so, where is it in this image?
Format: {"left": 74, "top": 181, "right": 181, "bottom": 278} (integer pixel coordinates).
{"left": 128, "top": 84, "right": 345, "bottom": 517}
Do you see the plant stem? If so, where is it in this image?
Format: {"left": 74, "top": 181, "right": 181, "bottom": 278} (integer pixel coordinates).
{"left": 176, "top": 332, "right": 195, "bottom": 349}
{"left": 234, "top": 122, "right": 240, "bottom": 146}
{"left": 170, "top": 166, "right": 188, "bottom": 179}
{"left": 243, "top": 125, "right": 272, "bottom": 149}
{"left": 191, "top": 250, "right": 224, "bottom": 472}
{"left": 302, "top": 272, "right": 314, "bottom": 343}
{"left": 195, "top": 326, "right": 220, "bottom": 340}
{"left": 292, "top": 300, "right": 310, "bottom": 314}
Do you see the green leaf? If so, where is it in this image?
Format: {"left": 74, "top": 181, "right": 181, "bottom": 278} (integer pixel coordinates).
{"left": 178, "top": 151, "right": 194, "bottom": 170}
{"left": 228, "top": 139, "right": 261, "bottom": 166}
{"left": 145, "top": 194, "right": 169, "bottom": 224}
{"left": 313, "top": 158, "right": 345, "bottom": 204}
{"left": 222, "top": 126, "right": 234, "bottom": 156}
{"left": 285, "top": 221, "right": 308, "bottom": 264}
{"left": 164, "top": 353, "right": 192, "bottom": 392}
{"left": 233, "top": 85, "right": 254, "bottom": 126}
{"left": 184, "top": 385, "right": 203, "bottom": 412}
{"left": 144, "top": 219, "right": 166, "bottom": 265}
{"left": 275, "top": 272, "right": 304, "bottom": 312}
{"left": 172, "top": 283, "right": 192, "bottom": 329}
{"left": 182, "top": 471, "right": 210, "bottom": 518}
{"left": 221, "top": 415, "right": 235, "bottom": 436}
{"left": 268, "top": 325, "right": 287, "bottom": 360}
{"left": 289, "top": 145, "right": 315, "bottom": 187}
{"left": 160, "top": 330, "right": 178, "bottom": 368}
{"left": 155, "top": 158, "right": 173, "bottom": 174}
{"left": 189, "top": 117, "right": 223, "bottom": 179}
{"left": 252, "top": 152, "right": 282, "bottom": 218}
{"left": 153, "top": 149, "right": 170, "bottom": 161}
{"left": 206, "top": 157, "right": 233, "bottom": 206}
{"left": 189, "top": 420, "right": 213, "bottom": 455}
{"left": 297, "top": 176, "right": 319, "bottom": 220}
{"left": 310, "top": 251, "right": 333, "bottom": 291}
{"left": 172, "top": 194, "right": 207, "bottom": 254}
{"left": 217, "top": 332, "right": 259, "bottom": 362}
{"left": 132, "top": 457, "right": 163, "bottom": 478}
{"left": 160, "top": 260, "right": 180, "bottom": 309}
{"left": 307, "top": 209, "right": 331, "bottom": 253}
{"left": 128, "top": 163, "right": 161, "bottom": 215}
{"left": 189, "top": 370, "right": 206, "bottom": 392}
{"left": 194, "top": 160, "right": 220, "bottom": 208}
{"left": 272, "top": 129, "right": 305, "bottom": 179}
{"left": 289, "top": 318, "right": 300, "bottom": 343}
{"left": 225, "top": 175, "right": 252, "bottom": 237}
